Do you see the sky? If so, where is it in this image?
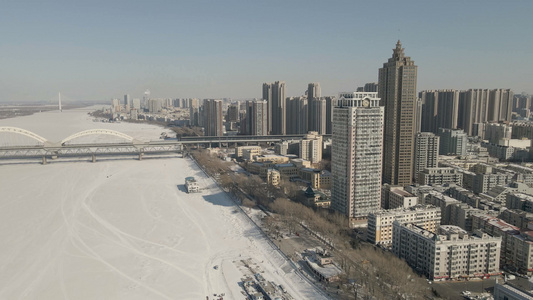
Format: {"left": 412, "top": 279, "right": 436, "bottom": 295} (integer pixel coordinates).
{"left": 0, "top": 0, "right": 532, "bottom": 102}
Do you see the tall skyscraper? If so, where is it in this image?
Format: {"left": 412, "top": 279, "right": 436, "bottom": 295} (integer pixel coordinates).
{"left": 379, "top": 40, "right": 418, "bottom": 186}
{"left": 262, "top": 81, "right": 286, "bottom": 135}
{"left": 203, "top": 99, "right": 224, "bottom": 136}
{"left": 331, "top": 92, "right": 384, "bottom": 221}
{"left": 243, "top": 100, "right": 268, "bottom": 135}
{"left": 414, "top": 132, "right": 440, "bottom": 183}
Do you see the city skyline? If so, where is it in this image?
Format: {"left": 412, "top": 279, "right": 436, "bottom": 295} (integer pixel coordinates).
{"left": 1, "top": 1, "right": 532, "bottom": 102}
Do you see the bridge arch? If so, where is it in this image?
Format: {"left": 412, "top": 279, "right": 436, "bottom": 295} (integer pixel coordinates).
{"left": 0, "top": 127, "right": 48, "bottom": 145}
{"left": 61, "top": 129, "right": 134, "bottom": 145}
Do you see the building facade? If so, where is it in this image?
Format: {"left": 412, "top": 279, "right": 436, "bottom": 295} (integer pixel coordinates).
{"left": 367, "top": 205, "right": 441, "bottom": 247}
{"left": 393, "top": 223, "right": 501, "bottom": 280}
{"left": 414, "top": 132, "right": 440, "bottom": 183}
{"left": 438, "top": 128, "right": 467, "bottom": 156}
{"left": 263, "top": 81, "right": 286, "bottom": 135}
{"left": 331, "top": 92, "right": 384, "bottom": 221}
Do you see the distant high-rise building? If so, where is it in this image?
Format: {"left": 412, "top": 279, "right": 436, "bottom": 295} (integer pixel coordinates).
{"left": 263, "top": 81, "right": 286, "bottom": 135}
{"left": 414, "top": 132, "right": 440, "bottom": 183}
{"left": 286, "top": 96, "right": 308, "bottom": 134}
{"left": 356, "top": 83, "right": 378, "bottom": 93}
{"left": 111, "top": 98, "right": 121, "bottom": 112}
{"left": 438, "top": 128, "right": 467, "bottom": 156}
{"left": 331, "top": 92, "right": 384, "bottom": 221}
{"left": 459, "top": 89, "right": 513, "bottom": 136}
{"left": 325, "top": 96, "right": 335, "bottom": 134}
{"left": 307, "top": 83, "right": 321, "bottom": 101}
{"left": 364, "top": 82, "right": 378, "bottom": 92}
{"left": 420, "top": 90, "right": 460, "bottom": 134}
{"left": 189, "top": 98, "right": 200, "bottom": 126}
{"left": 415, "top": 97, "right": 423, "bottom": 134}
{"left": 142, "top": 89, "right": 150, "bottom": 110}
{"left": 379, "top": 41, "right": 418, "bottom": 186}
{"left": 148, "top": 99, "right": 163, "bottom": 113}
{"left": 513, "top": 94, "right": 531, "bottom": 115}
{"left": 308, "top": 97, "right": 327, "bottom": 134}
{"left": 124, "top": 94, "right": 131, "bottom": 113}
{"left": 132, "top": 98, "right": 141, "bottom": 110}
{"left": 483, "top": 122, "right": 512, "bottom": 144}
{"left": 203, "top": 99, "right": 224, "bottom": 136}
{"left": 226, "top": 104, "right": 239, "bottom": 123}
{"left": 243, "top": 100, "right": 268, "bottom": 135}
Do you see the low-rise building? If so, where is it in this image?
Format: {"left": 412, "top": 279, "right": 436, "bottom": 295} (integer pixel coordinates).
{"left": 304, "top": 247, "right": 343, "bottom": 282}
{"left": 266, "top": 169, "right": 280, "bottom": 187}
{"left": 418, "top": 167, "right": 463, "bottom": 186}
{"left": 273, "top": 163, "right": 298, "bottom": 179}
{"left": 367, "top": 205, "right": 441, "bottom": 247}
{"left": 255, "top": 154, "right": 289, "bottom": 164}
{"left": 472, "top": 214, "right": 533, "bottom": 274}
{"left": 507, "top": 193, "right": 533, "bottom": 213}
{"left": 236, "top": 145, "right": 262, "bottom": 159}
{"left": 389, "top": 189, "right": 418, "bottom": 209}
{"left": 392, "top": 222, "right": 501, "bottom": 281}
{"left": 500, "top": 209, "right": 533, "bottom": 230}
{"left": 298, "top": 168, "right": 331, "bottom": 189}
{"left": 425, "top": 191, "right": 461, "bottom": 225}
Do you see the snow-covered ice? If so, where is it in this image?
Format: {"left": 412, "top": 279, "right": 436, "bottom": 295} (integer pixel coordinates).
{"left": 0, "top": 108, "right": 326, "bottom": 299}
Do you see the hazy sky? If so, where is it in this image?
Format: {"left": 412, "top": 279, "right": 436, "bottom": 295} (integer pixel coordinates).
{"left": 1, "top": 0, "right": 531, "bottom": 102}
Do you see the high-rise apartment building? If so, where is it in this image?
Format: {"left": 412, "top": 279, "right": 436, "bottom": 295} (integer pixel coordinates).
{"left": 324, "top": 96, "right": 335, "bottom": 134}
{"left": 414, "top": 132, "right": 440, "bottom": 182}
{"left": 148, "top": 99, "right": 163, "bottom": 114}
{"left": 226, "top": 104, "right": 239, "bottom": 122}
{"left": 331, "top": 92, "right": 384, "bottom": 221}
{"left": 243, "top": 100, "right": 268, "bottom": 136}
{"left": 124, "top": 94, "right": 131, "bottom": 113}
{"left": 189, "top": 98, "right": 200, "bottom": 126}
{"left": 307, "top": 83, "right": 321, "bottom": 101}
{"left": 379, "top": 41, "right": 418, "bottom": 186}
{"left": 263, "top": 81, "right": 286, "bottom": 135}
{"left": 203, "top": 99, "right": 224, "bottom": 136}
{"left": 308, "top": 98, "right": 327, "bottom": 134}
{"left": 438, "top": 128, "right": 467, "bottom": 156}
{"left": 459, "top": 89, "right": 513, "bottom": 136}
{"left": 286, "top": 96, "right": 308, "bottom": 134}
{"left": 356, "top": 82, "right": 378, "bottom": 93}
{"left": 420, "top": 90, "right": 460, "bottom": 134}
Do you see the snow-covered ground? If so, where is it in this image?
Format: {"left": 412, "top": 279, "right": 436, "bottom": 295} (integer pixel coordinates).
{"left": 0, "top": 107, "right": 326, "bottom": 299}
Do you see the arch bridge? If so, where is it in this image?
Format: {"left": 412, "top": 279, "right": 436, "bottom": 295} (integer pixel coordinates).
{"left": 0, "top": 127, "right": 182, "bottom": 163}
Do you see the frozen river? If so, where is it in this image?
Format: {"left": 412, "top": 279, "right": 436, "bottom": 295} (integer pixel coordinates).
{"left": 0, "top": 108, "right": 325, "bottom": 299}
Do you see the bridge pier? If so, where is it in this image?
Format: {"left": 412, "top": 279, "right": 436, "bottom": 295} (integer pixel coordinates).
{"left": 92, "top": 154, "right": 96, "bottom": 163}
{"left": 42, "top": 156, "right": 47, "bottom": 165}
{"left": 139, "top": 152, "right": 144, "bottom": 160}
